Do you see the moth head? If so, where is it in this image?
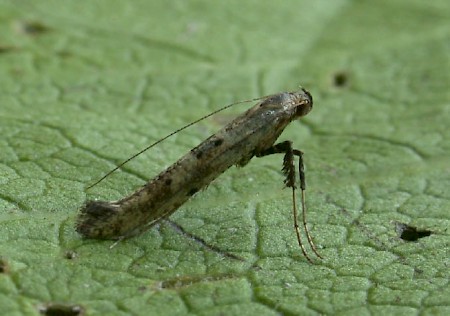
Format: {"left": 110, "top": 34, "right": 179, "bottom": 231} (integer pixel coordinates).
{"left": 294, "top": 88, "right": 313, "bottom": 117}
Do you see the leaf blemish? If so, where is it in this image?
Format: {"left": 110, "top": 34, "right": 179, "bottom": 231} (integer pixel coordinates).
{"left": 0, "top": 259, "right": 9, "bottom": 274}
{"left": 64, "top": 250, "right": 78, "bottom": 260}
{"left": 395, "top": 222, "right": 432, "bottom": 242}
{"left": 38, "top": 303, "right": 84, "bottom": 316}
{"left": 17, "top": 20, "right": 51, "bottom": 35}
{"left": 332, "top": 71, "right": 349, "bottom": 88}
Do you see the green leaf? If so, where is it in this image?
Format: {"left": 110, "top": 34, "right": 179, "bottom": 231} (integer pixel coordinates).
{"left": 0, "top": 1, "right": 449, "bottom": 315}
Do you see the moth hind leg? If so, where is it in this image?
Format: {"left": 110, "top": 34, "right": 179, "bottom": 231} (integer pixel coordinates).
{"left": 256, "top": 141, "right": 322, "bottom": 261}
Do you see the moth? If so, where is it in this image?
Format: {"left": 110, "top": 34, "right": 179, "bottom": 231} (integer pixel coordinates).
{"left": 76, "top": 89, "right": 322, "bottom": 261}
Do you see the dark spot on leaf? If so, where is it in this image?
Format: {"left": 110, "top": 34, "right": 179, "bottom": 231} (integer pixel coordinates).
{"left": 165, "top": 178, "right": 172, "bottom": 186}
{"left": 332, "top": 71, "right": 349, "bottom": 88}
{"left": 18, "top": 21, "right": 50, "bottom": 35}
{"left": 395, "top": 222, "right": 432, "bottom": 241}
{"left": 213, "top": 138, "right": 224, "bottom": 147}
{"left": 38, "top": 303, "right": 84, "bottom": 316}
{"left": 0, "top": 45, "right": 16, "bottom": 54}
{"left": 0, "top": 259, "right": 9, "bottom": 273}
{"left": 56, "top": 50, "right": 74, "bottom": 58}
{"left": 414, "top": 268, "right": 424, "bottom": 275}
{"left": 64, "top": 250, "right": 77, "bottom": 260}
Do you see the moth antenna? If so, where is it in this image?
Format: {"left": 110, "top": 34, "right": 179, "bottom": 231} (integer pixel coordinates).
{"left": 87, "top": 96, "right": 266, "bottom": 189}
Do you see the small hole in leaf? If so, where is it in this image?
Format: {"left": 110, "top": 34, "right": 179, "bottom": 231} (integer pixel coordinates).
{"left": 395, "top": 222, "right": 432, "bottom": 241}
{"left": 64, "top": 250, "right": 78, "bottom": 260}
{"left": 332, "top": 71, "right": 349, "bottom": 88}
{"left": 38, "top": 303, "right": 84, "bottom": 316}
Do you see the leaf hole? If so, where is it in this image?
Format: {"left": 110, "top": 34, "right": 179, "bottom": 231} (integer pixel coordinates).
{"left": 395, "top": 222, "right": 432, "bottom": 241}
{"left": 38, "top": 303, "right": 84, "bottom": 316}
{"left": 64, "top": 250, "right": 78, "bottom": 260}
{"left": 332, "top": 71, "right": 349, "bottom": 88}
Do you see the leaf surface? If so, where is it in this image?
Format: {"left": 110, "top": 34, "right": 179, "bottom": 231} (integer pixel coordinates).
{"left": 0, "top": 1, "right": 449, "bottom": 315}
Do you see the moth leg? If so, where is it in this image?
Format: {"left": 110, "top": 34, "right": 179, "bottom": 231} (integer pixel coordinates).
{"left": 164, "top": 219, "right": 244, "bottom": 261}
{"left": 256, "top": 141, "right": 322, "bottom": 261}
